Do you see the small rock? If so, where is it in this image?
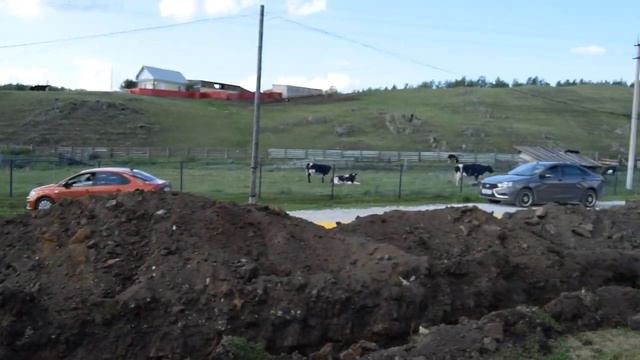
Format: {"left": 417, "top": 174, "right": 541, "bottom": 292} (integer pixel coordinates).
{"left": 309, "top": 343, "right": 334, "bottom": 360}
{"left": 525, "top": 218, "right": 540, "bottom": 226}
{"left": 571, "top": 227, "right": 592, "bottom": 238}
{"left": 339, "top": 349, "right": 358, "bottom": 360}
{"left": 543, "top": 223, "right": 557, "bottom": 235}
{"left": 154, "top": 209, "right": 168, "bottom": 216}
{"left": 103, "top": 258, "right": 121, "bottom": 268}
{"left": 629, "top": 314, "right": 640, "bottom": 330}
{"left": 105, "top": 199, "right": 118, "bottom": 208}
{"left": 70, "top": 228, "right": 92, "bottom": 244}
{"left": 580, "top": 223, "right": 594, "bottom": 232}
{"left": 350, "top": 340, "right": 379, "bottom": 354}
{"left": 535, "top": 207, "right": 547, "bottom": 219}
{"left": 482, "top": 337, "right": 498, "bottom": 352}
{"left": 483, "top": 321, "right": 504, "bottom": 341}
{"left": 459, "top": 225, "right": 469, "bottom": 236}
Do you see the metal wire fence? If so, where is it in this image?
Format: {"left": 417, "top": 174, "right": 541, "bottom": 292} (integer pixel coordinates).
{"left": 0, "top": 157, "right": 631, "bottom": 216}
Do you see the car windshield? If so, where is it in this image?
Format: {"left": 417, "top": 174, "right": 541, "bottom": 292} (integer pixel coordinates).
{"left": 508, "top": 163, "right": 547, "bottom": 176}
{"left": 131, "top": 169, "right": 159, "bottom": 182}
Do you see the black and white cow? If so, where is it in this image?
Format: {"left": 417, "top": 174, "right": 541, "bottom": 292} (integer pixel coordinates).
{"left": 333, "top": 172, "right": 358, "bottom": 184}
{"left": 306, "top": 162, "right": 332, "bottom": 183}
{"left": 448, "top": 154, "right": 494, "bottom": 186}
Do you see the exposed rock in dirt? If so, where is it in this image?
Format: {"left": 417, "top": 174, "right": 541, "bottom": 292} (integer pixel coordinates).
{"left": 366, "top": 286, "right": 640, "bottom": 359}
{"left": 0, "top": 196, "right": 639, "bottom": 359}
{"left": 384, "top": 113, "right": 423, "bottom": 135}
{"left": 9, "top": 99, "right": 156, "bottom": 146}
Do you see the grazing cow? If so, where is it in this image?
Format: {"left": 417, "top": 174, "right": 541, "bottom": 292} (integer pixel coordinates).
{"left": 333, "top": 172, "right": 359, "bottom": 184}
{"left": 306, "top": 162, "right": 331, "bottom": 183}
{"left": 448, "top": 154, "right": 494, "bottom": 186}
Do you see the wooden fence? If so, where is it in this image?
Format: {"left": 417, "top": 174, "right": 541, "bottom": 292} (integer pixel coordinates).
{"left": 0, "top": 144, "right": 519, "bottom": 164}
{"left": 267, "top": 148, "right": 519, "bottom": 164}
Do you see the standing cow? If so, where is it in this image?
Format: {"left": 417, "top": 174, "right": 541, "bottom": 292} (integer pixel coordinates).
{"left": 306, "top": 162, "right": 332, "bottom": 183}
{"left": 448, "top": 154, "right": 494, "bottom": 186}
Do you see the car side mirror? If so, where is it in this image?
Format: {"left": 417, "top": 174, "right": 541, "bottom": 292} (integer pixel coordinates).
{"left": 540, "top": 172, "right": 552, "bottom": 179}
{"left": 63, "top": 182, "right": 72, "bottom": 189}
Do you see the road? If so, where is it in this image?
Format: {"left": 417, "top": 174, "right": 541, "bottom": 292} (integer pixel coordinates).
{"left": 289, "top": 201, "right": 626, "bottom": 228}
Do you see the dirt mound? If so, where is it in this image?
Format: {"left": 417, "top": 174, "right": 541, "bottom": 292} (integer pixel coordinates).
{"left": 1, "top": 195, "right": 639, "bottom": 359}
{"left": 11, "top": 99, "right": 156, "bottom": 146}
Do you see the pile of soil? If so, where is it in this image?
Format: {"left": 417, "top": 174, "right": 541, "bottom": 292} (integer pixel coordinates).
{"left": 0, "top": 192, "right": 639, "bottom": 359}
{"left": 7, "top": 99, "right": 156, "bottom": 146}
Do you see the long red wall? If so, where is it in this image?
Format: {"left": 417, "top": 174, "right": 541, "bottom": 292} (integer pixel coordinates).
{"left": 129, "top": 88, "right": 282, "bottom": 102}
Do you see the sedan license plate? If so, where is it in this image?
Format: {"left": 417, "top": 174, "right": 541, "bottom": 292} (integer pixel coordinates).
{"left": 481, "top": 188, "right": 493, "bottom": 195}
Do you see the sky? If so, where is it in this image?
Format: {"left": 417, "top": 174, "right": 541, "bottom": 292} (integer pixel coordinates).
{"left": 0, "top": 0, "right": 639, "bottom": 92}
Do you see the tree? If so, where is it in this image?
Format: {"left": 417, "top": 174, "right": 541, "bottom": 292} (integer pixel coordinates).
{"left": 492, "top": 77, "right": 509, "bottom": 88}
{"left": 120, "top": 79, "right": 137, "bottom": 89}
{"left": 512, "top": 79, "right": 524, "bottom": 87}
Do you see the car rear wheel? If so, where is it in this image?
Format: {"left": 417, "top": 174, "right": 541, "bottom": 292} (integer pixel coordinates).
{"left": 515, "top": 188, "right": 534, "bottom": 208}
{"left": 36, "top": 197, "right": 55, "bottom": 210}
{"left": 582, "top": 189, "right": 597, "bottom": 208}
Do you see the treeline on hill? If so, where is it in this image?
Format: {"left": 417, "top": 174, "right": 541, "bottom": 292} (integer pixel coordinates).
{"left": 362, "top": 76, "right": 633, "bottom": 92}
{"left": 0, "top": 83, "right": 67, "bottom": 91}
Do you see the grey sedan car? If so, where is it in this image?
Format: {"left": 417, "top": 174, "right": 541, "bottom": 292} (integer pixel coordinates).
{"left": 479, "top": 162, "right": 604, "bottom": 208}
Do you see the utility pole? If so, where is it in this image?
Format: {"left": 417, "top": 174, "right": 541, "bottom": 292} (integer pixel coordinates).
{"left": 626, "top": 41, "right": 640, "bottom": 190}
{"left": 248, "top": 4, "right": 264, "bottom": 204}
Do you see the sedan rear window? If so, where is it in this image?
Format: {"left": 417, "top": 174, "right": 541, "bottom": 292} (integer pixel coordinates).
{"left": 131, "top": 169, "right": 159, "bottom": 182}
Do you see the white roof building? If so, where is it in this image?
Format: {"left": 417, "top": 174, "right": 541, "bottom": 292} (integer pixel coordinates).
{"left": 135, "top": 66, "right": 188, "bottom": 91}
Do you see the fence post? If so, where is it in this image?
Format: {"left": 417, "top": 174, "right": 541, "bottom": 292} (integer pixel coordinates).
{"left": 330, "top": 164, "right": 336, "bottom": 200}
{"left": 459, "top": 170, "right": 463, "bottom": 193}
{"left": 9, "top": 159, "right": 14, "bottom": 197}
{"left": 258, "top": 159, "right": 263, "bottom": 200}
{"left": 614, "top": 171, "right": 618, "bottom": 195}
{"left": 179, "top": 161, "right": 184, "bottom": 192}
{"left": 398, "top": 161, "right": 405, "bottom": 199}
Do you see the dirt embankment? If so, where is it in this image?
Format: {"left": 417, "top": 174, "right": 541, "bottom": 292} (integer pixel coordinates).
{"left": 0, "top": 192, "right": 639, "bottom": 359}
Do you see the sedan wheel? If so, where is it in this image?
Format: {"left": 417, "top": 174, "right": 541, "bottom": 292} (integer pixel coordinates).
{"left": 36, "top": 197, "right": 54, "bottom": 210}
{"left": 582, "top": 189, "right": 597, "bottom": 208}
{"left": 515, "top": 189, "right": 534, "bottom": 208}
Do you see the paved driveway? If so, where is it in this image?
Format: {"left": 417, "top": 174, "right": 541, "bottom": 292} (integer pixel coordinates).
{"left": 289, "top": 201, "right": 626, "bottom": 228}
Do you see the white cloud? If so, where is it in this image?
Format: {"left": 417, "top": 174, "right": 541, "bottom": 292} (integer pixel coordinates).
{"left": 570, "top": 45, "right": 606, "bottom": 55}
{"left": 0, "top": 66, "right": 50, "bottom": 85}
{"left": 274, "top": 72, "right": 355, "bottom": 91}
{"left": 286, "top": 0, "right": 326, "bottom": 16}
{"left": 159, "top": 0, "right": 197, "bottom": 20}
{"left": 2, "top": 0, "right": 42, "bottom": 18}
{"left": 203, "top": 0, "right": 257, "bottom": 16}
{"left": 238, "top": 74, "right": 257, "bottom": 91}
{"left": 72, "top": 58, "right": 112, "bottom": 91}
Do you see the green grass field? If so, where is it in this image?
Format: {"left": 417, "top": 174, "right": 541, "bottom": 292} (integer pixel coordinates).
{"left": 0, "top": 161, "right": 487, "bottom": 216}
{"left": 0, "top": 85, "right": 634, "bottom": 155}
{"left": 1, "top": 160, "right": 637, "bottom": 217}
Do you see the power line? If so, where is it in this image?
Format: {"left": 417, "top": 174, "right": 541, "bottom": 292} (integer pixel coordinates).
{"left": 275, "top": 17, "right": 464, "bottom": 77}
{"left": 0, "top": 14, "right": 248, "bottom": 50}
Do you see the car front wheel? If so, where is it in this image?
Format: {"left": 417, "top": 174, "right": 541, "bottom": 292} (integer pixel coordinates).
{"left": 515, "top": 188, "right": 534, "bottom": 208}
{"left": 582, "top": 189, "right": 597, "bottom": 208}
{"left": 36, "top": 197, "right": 55, "bottom": 210}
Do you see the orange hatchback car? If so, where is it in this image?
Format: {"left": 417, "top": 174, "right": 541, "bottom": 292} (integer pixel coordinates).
{"left": 27, "top": 167, "right": 171, "bottom": 210}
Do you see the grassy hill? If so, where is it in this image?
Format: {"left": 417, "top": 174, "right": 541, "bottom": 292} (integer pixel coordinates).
{"left": 0, "top": 85, "right": 634, "bottom": 156}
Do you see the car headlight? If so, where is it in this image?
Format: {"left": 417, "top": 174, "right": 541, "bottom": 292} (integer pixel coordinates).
{"left": 497, "top": 181, "right": 513, "bottom": 188}
{"left": 27, "top": 190, "right": 36, "bottom": 199}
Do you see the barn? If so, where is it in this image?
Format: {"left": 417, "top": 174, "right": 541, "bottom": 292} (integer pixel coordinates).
{"left": 514, "top": 146, "right": 603, "bottom": 171}
{"left": 135, "top": 66, "right": 187, "bottom": 91}
{"left": 271, "top": 84, "right": 323, "bottom": 99}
